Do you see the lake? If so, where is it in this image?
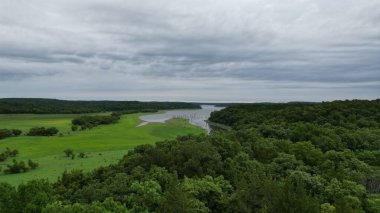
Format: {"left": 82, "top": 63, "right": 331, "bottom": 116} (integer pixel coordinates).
{"left": 138, "top": 105, "right": 224, "bottom": 133}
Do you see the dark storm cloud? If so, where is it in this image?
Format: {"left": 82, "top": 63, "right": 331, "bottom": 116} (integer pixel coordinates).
{"left": 0, "top": 0, "right": 379, "bottom": 101}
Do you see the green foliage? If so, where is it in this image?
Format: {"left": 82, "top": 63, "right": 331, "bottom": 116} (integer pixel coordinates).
{"left": 1, "top": 152, "right": 38, "bottom": 174}
{"left": 0, "top": 147, "right": 18, "bottom": 162}
{"left": 321, "top": 203, "right": 336, "bottom": 213}
{"left": 0, "top": 182, "right": 16, "bottom": 213}
{"left": 159, "top": 184, "right": 210, "bottom": 213}
{"left": 0, "top": 153, "right": 7, "bottom": 162}
{"left": 0, "top": 128, "right": 22, "bottom": 140}
{"left": 182, "top": 175, "right": 233, "bottom": 211}
{"left": 16, "top": 179, "right": 53, "bottom": 213}
{"left": 11, "top": 129, "right": 22, "bottom": 136}
{"left": 28, "top": 159, "right": 39, "bottom": 170}
{"left": 5, "top": 147, "right": 18, "bottom": 157}
{"left": 127, "top": 180, "right": 162, "bottom": 212}
{"left": 27, "top": 127, "right": 59, "bottom": 136}
{"left": 78, "top": 152, "right": 86, "bottom": 158}
{"left": 0, "top": 179, "right": 52, "bottom": 213}
{"left": 42, "top": 198, "right": 128, "bottom": 213}
{"left": 0, "top": 129, "right": 12, "bottom": 139}
{"left": 4, "top": 159, "right": 28, "bottom": 174}
{"left": 289, "top": 141, "right": 324, "bottom": 166}
{"left": 64, "top": 149, "right": 74, "bottom": 158}
{"left": 72, "top": 115, "right": 120, "bottom": 130}
{"left": 321, "top": 150, "right": 370, "bottom": 181}
{"left": 268, "top": 179, "right": 321, "bottom": 213}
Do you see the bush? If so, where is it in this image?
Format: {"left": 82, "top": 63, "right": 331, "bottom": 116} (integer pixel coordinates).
{"left": 64, "top": 149, "right": 74, "bottom": 158}
{"left": 11, "top": 129, "right": 22, "bottom": 136}
{"left": 4, "top": 159, "right": 28, "bottom": 174}
{"left": 0, "top": 148, "right": 18, "bottom": 162}
{"left": 78, "top": 152, "right": 86, "bottom": 158}
{"left": 27, "top": 127, "right": 59, "bottom": 136}
{"left": 5, "top": 147, "right": 18, "bottom": 157}
{"left": 72, "top": 115, "right": 120, "bottom": 130}
{"left": 0, "top": 129, "right": 23, "bottom": 140}
{"left": 0, "top": 129, "right": 12, "bottom": 140}
{"left": 0, "top": 153, "right": 6, "bottom": 162}
{"left": 28, "top": 159, "right": 39, "bottom": 170}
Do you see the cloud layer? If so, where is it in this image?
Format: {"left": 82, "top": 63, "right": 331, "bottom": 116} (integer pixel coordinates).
{"left": 0, "top": 0, "right": 379, "bottom": 101}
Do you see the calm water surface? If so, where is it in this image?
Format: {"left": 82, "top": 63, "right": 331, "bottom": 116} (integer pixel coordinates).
{"left": 138, "top": 105, "right": 224, "bottom": 133}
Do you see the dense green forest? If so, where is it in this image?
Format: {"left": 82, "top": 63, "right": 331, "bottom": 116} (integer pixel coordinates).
{"left": 0, "top": 100, "right": 379, "bottom": 212}
{"left": 0, "top": 98, "right": 200, "bottom": 114}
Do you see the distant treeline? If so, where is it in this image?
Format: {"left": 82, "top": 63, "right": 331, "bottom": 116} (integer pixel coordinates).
{"left": 0, "top": 98, "right": 200, "bottom": 114}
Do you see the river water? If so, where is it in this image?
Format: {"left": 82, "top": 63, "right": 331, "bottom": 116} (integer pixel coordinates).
{"left": 138, "top": 105, "right": 224, "bottom": 133}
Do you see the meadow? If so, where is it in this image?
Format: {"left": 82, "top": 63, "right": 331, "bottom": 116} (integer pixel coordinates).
{"left": 0, "top": 112, "right": 204, "bottom": 185}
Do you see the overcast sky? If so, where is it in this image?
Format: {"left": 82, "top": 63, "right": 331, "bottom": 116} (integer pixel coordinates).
{"left": 0, "top": 0, "right": 379, "bottom": 102}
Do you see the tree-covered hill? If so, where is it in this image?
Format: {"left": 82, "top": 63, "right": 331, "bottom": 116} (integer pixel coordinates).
{"left": 0, "top": 98, "right": 200, "bottom": 114}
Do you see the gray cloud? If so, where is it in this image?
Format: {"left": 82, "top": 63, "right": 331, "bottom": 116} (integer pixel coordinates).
{"left": 0, "top": 0, "right": 379, "bottom": 101}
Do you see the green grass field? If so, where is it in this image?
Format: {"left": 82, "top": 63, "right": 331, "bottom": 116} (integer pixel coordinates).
{"left": 0, "top": 113, "right": 204, "bottom": 185}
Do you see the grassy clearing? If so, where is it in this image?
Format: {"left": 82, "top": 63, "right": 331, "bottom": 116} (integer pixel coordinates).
{"left": 0, "top": 113, "right": 204, "bottom": 185}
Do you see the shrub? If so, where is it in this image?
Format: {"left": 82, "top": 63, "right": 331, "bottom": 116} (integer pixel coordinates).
{"left": 28, "top": 159, "right": 39, "bottom": 170}
{"left": 27, "top": 127, "right": 59, "bottom": 136}
{"left": 64, "top": 149, "right": 74, "bottom": 158}
{"left": 71, "top": 125, "right": 78, "bottom": 131}
{"left": 78, "top": 152, "right": 86, "bottom": 158}
{"left": 0, "top": 148, "right": 18, "bottom": 162}
{"left": 5, "top": 147, "right": 18, "bottom": 157}
{"left": 0, "top": 153, "right": 6, "bottom": 162}
{"left": 0, "top": 129, "right": 12, "bottom": 140}
{"left": 72, "top": 115, "right": 120, "bottom": 130}
{"left": 4, "top": 159, "right": 28, "bottom": 174}
{"left": 11, "top": 129, "right": 22, "bottom": 136}
{"left": 0, "top": 129, "right": 22, "bottom": 140}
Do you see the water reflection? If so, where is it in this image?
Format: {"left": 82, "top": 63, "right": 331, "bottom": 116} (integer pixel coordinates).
{"left": 138, "top": 105, "right": 224, "bottom": 133}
